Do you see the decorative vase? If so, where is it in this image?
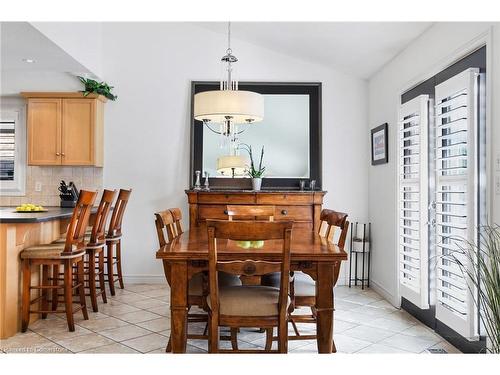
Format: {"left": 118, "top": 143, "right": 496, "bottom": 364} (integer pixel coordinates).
{"left": 252, "top": 178, "right": 262, "bottom": 191}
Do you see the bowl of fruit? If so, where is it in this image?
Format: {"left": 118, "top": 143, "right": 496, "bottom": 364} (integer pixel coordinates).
{"left": 15, "top": 204, "right": 47, "bottom": 212}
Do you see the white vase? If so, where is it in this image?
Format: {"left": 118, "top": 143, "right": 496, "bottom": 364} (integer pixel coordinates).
{"left": 252, "top": 178, "right": 262, "bottom": 191}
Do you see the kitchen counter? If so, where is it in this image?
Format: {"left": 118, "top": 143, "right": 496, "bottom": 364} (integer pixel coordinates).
{"left": 0, "top": 206, "right": 79, "bottom": 223}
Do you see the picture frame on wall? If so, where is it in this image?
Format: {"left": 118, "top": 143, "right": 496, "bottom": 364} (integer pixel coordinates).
{"left": 371, "top": 123, "right": 388, "bottom": 165}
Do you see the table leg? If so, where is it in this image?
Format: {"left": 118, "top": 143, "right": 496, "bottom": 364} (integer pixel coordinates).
{"left": 316, "top": 263, "right": 335, "bottom": 353}
{"left": 170, "top": 261, "right": 188, "bottom": 353}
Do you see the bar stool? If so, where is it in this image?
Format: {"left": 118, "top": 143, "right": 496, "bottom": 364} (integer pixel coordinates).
{"left": 20, "top": 190, "right": 97, "bottom": 332}
{"left": 85, "top": 189, "right": 116, "bottom": 311}
{"left": 105, "top": 189, "right": 132, "bottom": 295}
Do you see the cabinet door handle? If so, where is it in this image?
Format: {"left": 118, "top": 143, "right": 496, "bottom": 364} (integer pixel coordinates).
{"left": 281, "top": 209, "right": 288, "bottom": 215}
{"left": 61, "top": 153, "right": 65, "bottom": 156}
{"left": 56, "top": 152, "right": 60, "bottom": 156}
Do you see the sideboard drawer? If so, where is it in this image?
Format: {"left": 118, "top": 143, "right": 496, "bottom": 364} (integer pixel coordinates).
{"left": 198, "top": 205, "right": 228, "bottom": 220}
{"left": 274, "top": 206, "right": 313, "bottom": 222}
{"left": 256, "top": 193, "right": 313, "bottom": 205}
{"left": 198, "top": 193, "right": 255, "bottom": 204}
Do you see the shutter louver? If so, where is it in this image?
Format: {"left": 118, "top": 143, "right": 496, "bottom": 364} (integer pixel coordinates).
{"left": 434, "top": 68, "right": 481, "bottom": 340}
{"left": 398, "top": 95, "right": 431, "bottom": 309}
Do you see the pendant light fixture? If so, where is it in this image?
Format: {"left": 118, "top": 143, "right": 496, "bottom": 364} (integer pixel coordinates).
{"left": 194, "top": 22, "right": 264, "bottom": 150}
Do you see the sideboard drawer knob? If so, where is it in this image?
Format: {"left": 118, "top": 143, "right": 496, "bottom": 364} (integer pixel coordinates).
{"left": 281, "top": 209, "right": 288, "bottom": 215}
{"left": 224, "top": 210, "right": 229, "bottom": 215}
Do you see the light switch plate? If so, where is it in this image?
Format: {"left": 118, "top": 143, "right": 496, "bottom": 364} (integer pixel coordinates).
{"left": 496, "top": 152, "right": 500, "bottom": 172}
{"left": 495, "top": 175, "right": 500, "bottom": 196}
{"left": 35, "top": 181, "right": 42, "bottom": 192}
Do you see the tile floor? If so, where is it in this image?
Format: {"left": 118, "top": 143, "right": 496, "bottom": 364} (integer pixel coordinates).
{"left": 0, "top": 284, "right": 461, "bottom": 354}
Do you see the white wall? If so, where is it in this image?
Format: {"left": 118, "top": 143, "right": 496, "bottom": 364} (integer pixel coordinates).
{"left": 30, "top": 22, "right": 104, "bottom": 79}
{"left": 368, "top": 22, "right": 500, "bottom": 305}
{"left": 101, "top": 23, "right": 369, "bottom": 283}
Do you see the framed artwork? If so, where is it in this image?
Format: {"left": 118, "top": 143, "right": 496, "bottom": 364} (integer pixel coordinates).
{"left": 371, "top": 123, "right": 388, "bottom": 165}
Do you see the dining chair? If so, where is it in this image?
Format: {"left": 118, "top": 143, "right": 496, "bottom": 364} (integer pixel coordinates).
{"left": 155, "top": 208, "right": 240, "bottom": 352}
{"left": 105, "top": 188, "right": 132, "bottom": 295}
{"left": 206, "top": 220, "right": 293, "bottom": 353}
{"left": 288, "top": 209, "right": 349, "bottom": 350}
{"left": 20, "top": 190, "right": 97, "bottom": 332}
{"left": 226, "top": 205, "right": 275, "bottom": 221}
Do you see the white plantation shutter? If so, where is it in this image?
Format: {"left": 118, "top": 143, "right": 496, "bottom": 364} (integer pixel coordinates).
{"left": 434, "top": 68, "right": 481, "bottom": 340}
{"left": 398, "top": 95, "right": 431, "bottom": 309}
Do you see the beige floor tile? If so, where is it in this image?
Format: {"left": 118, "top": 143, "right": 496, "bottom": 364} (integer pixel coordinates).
{"left": 128, "top": 298, "right": 168, "bottom": 309}
{"left": 114, "top": 310, "right": 162, "bottom": 324}
{"left": 99, "top": 324, "right": 152, "bottom": 341}
{"left": 77, "top": 316, "right": 129, "bottom": 331}
{"left": 140, "top": 288, "right": 170, "bottom": 298}
{"left": 125, "top": 284, "right": 166, "bottom": 293}
{"left": 136, "top": 317, "right": 171, "bottom": 332}
{"left": 72, "top": 311, "right": 109, "bottom": 323}
{"left": 96, "top": 303, "right": 141, "bottom": 316}
{"left": 363, "top": 317, "right": 416, "bottom": 332}
{"left": 357, "top": 343, "right": 412, "bottom": 353}
{"left": 334, "top": 320, "right": 358, "bottom": 333}
{"left": 80, "top": 343, "right": 140, "bottom": 353}
{"left": 34, "top": 322, "right": 92, "bottom": 342}
{"left": 146, "top": 304, "right": 170, "bottom": 317}
{"left": 158, "top": 330, "right": 171, "bottom": 337}
{"left": 335, "top": 300, "right": 365, "bottom": 311}
{"left": 54, "top": 332, "right": 115, "bottom": 352}
{"left": 342, "top": 293, "right": 381, "bottom": 305}
{"left": 109, "top": 293, "right": 150, "bottom": 304}
{"left": 342, "top": 325, "right": 395, "bottom": 343}
{"left": 333, "top": 333, "right": 372, "bottom": 353}
{"left": 401, "top": 324, "right": 445, "bottom": 341}
{"left": 349, "top": 305, "right": 395, "bottom": 318}
{"left": 121, "top": 333, "right": 167, "bottom": 353}
{"left": 334, "top": 310, "right": 375, "bottom": 324}
{"left": 380, "top": 333, "right": 442, "bottom": 353}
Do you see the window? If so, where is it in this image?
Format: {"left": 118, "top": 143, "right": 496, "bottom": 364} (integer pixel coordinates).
{"left": 0, "top": 109, "right": 26, "bottom": 195}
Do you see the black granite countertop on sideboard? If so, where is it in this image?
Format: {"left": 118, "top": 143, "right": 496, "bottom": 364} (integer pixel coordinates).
{"left": 0, "top": 206, "right": 97, "bottom": 223}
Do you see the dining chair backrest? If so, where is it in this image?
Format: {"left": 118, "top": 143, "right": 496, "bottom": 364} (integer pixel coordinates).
{"left": 169, "top": 208, "right": 184, "bottom": 236}
{"left": 154, "top": 209, "right": 176, "bottom": 247}
{"left": 63, "top": 190, "right": 98, "bottom": 254}
{"left": 226, "top": 205, "right": 275, "bottom": 221}
{"left": 206, "top": 220, "right": 293, "bottom": 319}
{"left": 88, "top": 189, "right": 116, "bottom": 245}
{"left": 107, "top": 189, "right": 132, "bottom": 238}
{"left": 319, "top": 209, "right": 349, "bottom": 248}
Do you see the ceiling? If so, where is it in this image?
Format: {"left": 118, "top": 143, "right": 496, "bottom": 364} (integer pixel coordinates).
{"left": 198, "top": 22, "right": 433, "bottom": 79}
{"left": 1, "top": 22, "right": 91, "bottom": 95}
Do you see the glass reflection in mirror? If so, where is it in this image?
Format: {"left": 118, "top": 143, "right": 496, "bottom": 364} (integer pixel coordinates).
{"left": 202, "top": 94, "right": 310, "bottom": 178}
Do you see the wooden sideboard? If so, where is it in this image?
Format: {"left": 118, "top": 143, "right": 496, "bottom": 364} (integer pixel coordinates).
{"left": 185, "top": 190, "right": 326, "bottom": 232}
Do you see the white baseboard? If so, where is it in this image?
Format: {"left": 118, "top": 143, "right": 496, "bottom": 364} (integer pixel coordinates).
{"left": 370, "top": 279, "right": 400, "bottom": 308}
{"left": 123, "top": 275, "right": 166, "bottom": 284}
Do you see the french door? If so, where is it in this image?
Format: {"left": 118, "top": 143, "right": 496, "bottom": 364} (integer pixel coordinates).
{"left": 398, "top": 67, "right": 485, "bottom": 340}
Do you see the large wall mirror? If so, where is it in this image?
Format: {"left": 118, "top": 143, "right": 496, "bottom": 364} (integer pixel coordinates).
{"left": 190, "top": 82, "right": 322, "bottom": 190}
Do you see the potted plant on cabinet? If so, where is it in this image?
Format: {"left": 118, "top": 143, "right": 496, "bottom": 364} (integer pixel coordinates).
{"left": 240, "top": 144, "right": 265, "bottom": 191}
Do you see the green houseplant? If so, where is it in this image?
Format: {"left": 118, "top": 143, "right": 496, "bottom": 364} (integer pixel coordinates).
{"left": 77, "top": 76, "right": 118, "bottom": 101}
{"left": 239, "top": 144, "right": 265, "bottom": 191}
{"left": 441, "top": 224, "right": 500, "bottom": 353}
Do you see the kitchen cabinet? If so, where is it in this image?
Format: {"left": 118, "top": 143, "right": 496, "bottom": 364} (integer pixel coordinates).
{"left": 22, "top": 92, "right": 105, "bottom": 166}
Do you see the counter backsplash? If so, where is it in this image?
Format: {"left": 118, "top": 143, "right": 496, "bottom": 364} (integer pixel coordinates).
{"left": 0, "top": 166, "right": 103, "bottom": 207}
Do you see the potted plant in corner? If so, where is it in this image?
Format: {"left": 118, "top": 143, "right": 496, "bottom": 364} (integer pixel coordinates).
{"left": 441, "top": 224, "right": 500, "bottom": 353}
{"left": 240, "top": 144, "right": 265, "bottom": 191}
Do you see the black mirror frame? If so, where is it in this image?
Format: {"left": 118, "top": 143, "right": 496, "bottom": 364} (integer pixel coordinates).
{"left": 189, "top": 81, "right": 322, "bottom": 190}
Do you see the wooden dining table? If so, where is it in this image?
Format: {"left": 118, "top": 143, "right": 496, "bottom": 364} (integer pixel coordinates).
{"left": 155, "top": 226, "right": 348, "bottom": 353}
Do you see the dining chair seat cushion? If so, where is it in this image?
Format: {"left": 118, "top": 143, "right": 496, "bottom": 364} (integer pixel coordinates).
{"left": 207, "top": 285, "right": 290, "bottom": 316}
{"left": 293, "top": 271, "right": 316, "bottom": 297}
{"left": 188, "top": 271, "right": 241, "bottom": 296}
{"left": 21, "top": 243, "right": 83, "bottom": 259}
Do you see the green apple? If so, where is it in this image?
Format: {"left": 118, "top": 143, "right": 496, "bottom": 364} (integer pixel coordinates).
{"left": 253, "top": 240, "right": 265, "bottom": 249}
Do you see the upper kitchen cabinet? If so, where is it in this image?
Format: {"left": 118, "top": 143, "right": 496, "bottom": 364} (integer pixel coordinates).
{"left": 21, "top": 92, "right": 105, "bottom": 167}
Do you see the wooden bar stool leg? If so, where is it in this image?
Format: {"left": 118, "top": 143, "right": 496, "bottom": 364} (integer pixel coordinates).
{"left": 106, "top": 243, "right": 116, "bottom": 296}
{"left": 230, "top": 328, "right": 238, "bottom": 350}
{"left": 278, "top": 320, "right": 287, "bottom": 353}
{"left": 88, "top": 251, "right": 98, "bottom": 312}
{"left": 98, "top": 250, "right": 107, "bottom": 303}
{"left": 63, "top": 260, "right": 75, "bottom": 331}
{"left": 21, "top": 260, "right": 31, "bottom": 332}
{"left": 116, "top": 239, "right": 124, "bottom": 289}
{"left": 166, "top": 336, "right": 172, "bottom": 353}
{"left": 77, "top": 258, "right": 89, "bottom": 320}
{"left": 51, "top": 265, "right": 60, "bottom": 311}
{"left": 41, "top": 265, "right": 50, "bottom": 319}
